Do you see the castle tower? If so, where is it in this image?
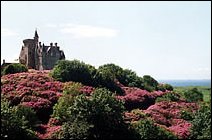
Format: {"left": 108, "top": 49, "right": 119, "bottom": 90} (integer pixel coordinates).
{"left": 34, "top": 29, "right": 39, "bottom": 43}
{"left": 34, "top": 29, "right": 40, "bottom": 70}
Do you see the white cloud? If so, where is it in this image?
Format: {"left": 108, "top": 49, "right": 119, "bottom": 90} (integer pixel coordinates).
{"left": 1, "top": 28, "right": 18, "bottom": 37}
{"left": 59, "top": 24, "right": 118, "bottom": 38}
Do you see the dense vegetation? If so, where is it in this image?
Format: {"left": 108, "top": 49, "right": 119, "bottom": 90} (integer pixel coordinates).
{"left": 190, "top": 102, "right": 211, "bottom": 139}
{"left": 2, "top": 63, "right": 28, "bottom": 75}
{"left": 1, "top": 98, "right": 38, "bottom": 139}
{"left": 51, "top": 60, "right": 173, "bottom": 93}
{"left": 1, "top": 59, "right": 211, "bottom": 139}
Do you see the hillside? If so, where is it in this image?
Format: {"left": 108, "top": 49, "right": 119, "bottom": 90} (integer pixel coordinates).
{"left": 1, "top": 68, "right": 206, "bottom": 139}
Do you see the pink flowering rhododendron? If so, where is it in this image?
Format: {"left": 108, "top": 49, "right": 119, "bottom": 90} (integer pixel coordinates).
{"left": 1, "top": 70, "right": 201, "bottom": 139}
{"left": 143, "top": 101, "right": 198, "bottom": 138}
{"left": 116, "top": 87, "right": 168, "bottom": 110}
{"left": 80, "top": 86, "right": 95, "bottom": 95}
{"left": 168, "top": 119, "right": 192, "bottom": 139}
{"left": 36, "top": 124, "right": 61, "bottom": 139}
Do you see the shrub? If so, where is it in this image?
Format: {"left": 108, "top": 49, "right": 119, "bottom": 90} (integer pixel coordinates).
{"left": 163, "top": 84, "right": 174, "bottom": 91}
{"left": 184, "top": 88, "right": 203, "bottom": 102}
{"left": 1, "top": 98, "right": 37, "bottom": 139}
{"left": 51, "top": 60, "right": 123, "bottom": 94}
{"left": 98, "top": 63, "right": 124, "bottom": 82}
{"left": 132, "top": 119, "right": 177, "bottom": 139}
{"left": 62, "top": 82, "right": 82, "bottom": 96}
{"left": 180, "top": 110, "right": 194, "bottom": 121}
{"left": 2, "top": 63, "right": 28, "bottom": 75}
{"left": 53, "top": 88, "right": 126, "bottom": 139}
{"left": 190, "top": 102, "right": 211, "bottom": 139}
{"left": 14, "top": 105, "right": 40, "bottom": 129}
{"left": 50, "top": 60, "right": 95, "bottom": 86}
{"left": 156, "top": 92, "right": 180, "bottom": 102}
{"left": 52, "top": 94, "right": 75, "bottom": 123}
{"left": 122, "top": 69, "right": 144, "bottom": 88}
{"left": 143, "top": 75, "right": 158, "bottom": 91}
{"left": 157, "top": 84, "right": 173, "bottom": 91}
{"left": 54, "top": 120, "right": 93, "bottom": 139}
{"left": 97, "top": 64, "right": 145, "bottom": 90}
{"left": 118, "top": 89, "right": 156, "bottom": 110}
{"left": 94, "top": 68, "right": 124, "bottom": 94}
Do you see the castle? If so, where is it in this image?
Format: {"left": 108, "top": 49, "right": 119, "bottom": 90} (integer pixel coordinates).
{"left": 19, "top": 30, "right": 65, "bottom": 70}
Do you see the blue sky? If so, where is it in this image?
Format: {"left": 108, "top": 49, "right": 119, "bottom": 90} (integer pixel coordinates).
{"left": 1, "top": 1, "right": 211, "bottom": 80}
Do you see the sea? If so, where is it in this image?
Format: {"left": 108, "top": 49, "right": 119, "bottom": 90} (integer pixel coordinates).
{"left": 158, "top": 79, "right": 211, "bottom": 87}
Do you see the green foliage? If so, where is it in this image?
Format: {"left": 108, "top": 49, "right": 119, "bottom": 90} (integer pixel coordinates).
{"left": 54, "top": 120, "right": 93, "bottom": 139}
{"left": 89, "top": 88, "right": 125, "bottom": 138}
{"left": 96, "top": 64, "right": 162, "bottom": 92}
{"left": 143, "top": 75, "right": 159, "bottom": 91}
{"left": 1, "top": 98, "right": 37, "bottom": 139}
{"left": 131, "top": 109, "right": 149, "bottom": 119}
{"left": 2, "top": 63, "right": 28, "bottom": 75}
{"left": 156, "top": 92, "right": 180, "bottom": 102}
{"left": 53, "top": 88, "right": 126, "bottom": 139}
{"left": 190, "top": 102, "right": 211, "bottom": 139}
{"left": 157, "top": 84, "right": 174, "bottom": 91}
{"left": 14, "top": 105, "right": 40, "bottom": 129}
{"left": 98, "top": 64, "right": 144, "bottom": 89}
{"left": 63, "top": 82, "right": 82, "bottom": 96}
{"left": 52, "top": 94, "right": 75, "bottom": 123}
{"left": 98, "top": 63, "right": 123, "bottom": 82}
{"left": 123, "top": 69, "right": 144, "bottom": 88}
{"left": 95, "top": 67, "right": 124, "bottom": 94}
{"left": 184, "top": 88, "right": 203, "bottom": 102}
{"left": 51, "top": 60, "right": 123, "bottom": 94}
{"left": 51, "top": 60, "right": 161, "bottom": 93}
{"left": 50, "top": 60, "right": 95, "bottom": 86}
{"left": 132, "top": 119, "right": 177, "bottom": 139}
{"left": 163, "top": 84, "right": 174, "bottom": 91}
{"left": 180, "top": 110, "right": 194, "bottom": 121}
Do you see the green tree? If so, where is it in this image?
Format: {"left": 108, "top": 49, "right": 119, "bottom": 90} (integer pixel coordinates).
{"left": 122, "top": 69, "right": 144, "bottom": 88}
{"left": 95, "top": 68, "right": 124, "bottom": 94}
{"left": 184, "top": 88, "right": 203, "bottom": 102}
{"left": 2, "top": 63, "right": 28, "bottom": 75}
{"left": 52, "top": 88, "right": 127, "bottom": 139}
{"left": 143, "top": 75, "right": 158, "bottom": 91}
{"left": 50, "top": 60, "right": 95, "bottom": 86}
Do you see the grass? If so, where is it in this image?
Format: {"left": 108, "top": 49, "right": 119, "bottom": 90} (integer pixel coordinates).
{"left": 174, "top": 86, "right": 211, "bottom": 102}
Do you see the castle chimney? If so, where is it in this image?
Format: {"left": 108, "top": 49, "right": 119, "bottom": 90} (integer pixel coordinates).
{"left": 55, "top": 43, "right": 59, "bottom": 49}
{"left": 3, "top": 59, "right": 5, "bottom": 64}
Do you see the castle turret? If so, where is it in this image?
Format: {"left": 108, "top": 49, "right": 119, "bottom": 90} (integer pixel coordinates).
{"left": 34, "top": 29, "right": 39, "bottom": 43}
